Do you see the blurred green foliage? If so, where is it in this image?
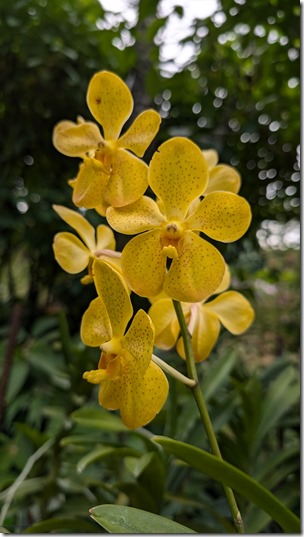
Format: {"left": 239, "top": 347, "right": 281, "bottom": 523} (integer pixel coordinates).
{"left": 0, "top": 0, "right": 300, "bottom": 533}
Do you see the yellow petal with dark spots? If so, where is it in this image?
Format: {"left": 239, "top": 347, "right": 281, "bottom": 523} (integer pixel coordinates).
{"left": 93, "top": 260, "right": 132, "bottom": 338}
{"left": 122, "top": 310, "right": 155, "bottom": 374}
{"left": 121, "top": 230, "right": 167, "bottom": 297}
{"left": 80, "top": 297, "right": 112, "bottom": 347}
{"left": 186, "top": 191, "right": 252, "bottom": 243}
{"left": 103, "top": 150, "right": 148, "bottom": 208}
{"left": 118, "top": 109, "right": 161, "bottom": 157}
{"left": 87, "top": 71, "right": 133, "bottom": 141}
{"left": 53, "top": 232, "right": 90, "bottom": 273}
{"left": 204, "top": 291, "right": 255, "bottom": 334}
{"left": 53, "top": 120, "right": 102, "bottom": 158}
{"left": 107, "top": 196, "right": 165, "bottom": 235}
{"left": 99, "top": 353, "right": 168, "bottom": 429}
{"left": 204, "top": 164, "right": 241, "bottom": 195}
{"left": 53, "top": 204, "right": 95, "bottom": 251}
{"left": 164, "top": 230, "right": 225, "bottom": 302}
{"left": 149, "top": 137, "right": 208, "bottom": 220}
{"left": 72, "top": 158, "right": 110, "bottom": 209}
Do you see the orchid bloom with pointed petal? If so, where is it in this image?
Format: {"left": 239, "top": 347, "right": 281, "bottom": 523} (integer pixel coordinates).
{"left": 149, "top": 264, "right": 255, "bottom": 362}
{"left": 81, "top": 260, "right": 168, "bottom": 429}
{"left": 107, "top": 137, "right": 252, "bottom": 303}
{"left": 52, "top": 204, "right": 121, "bottom": 284}
{"left": 53, "top": 71, "right": 161, "bottom": 214}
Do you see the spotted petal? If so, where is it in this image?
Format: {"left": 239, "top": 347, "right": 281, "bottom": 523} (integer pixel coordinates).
{"left": 53, "top": 120, "right": 102, "bottom": 158}
{"left": 53, "top": 232, "right": 90, "bottom": 273}
{"left": 87, "top": 71, "right": 133, "bottom": 141}
{"left": 164, "top": 230, "right": 225, "bottom": 303}
{"left": 93, "top": 260, "right": 132, "bottom": 338}
{"left": 186, "top": 191, "right": 252, "bottom": 243}
{"left": 73, "top": 158, "right": 110, "bottom": 209}
{"left": 118, "top": 110, "right": 161, "bottom": 157}
{"left": 103, "top": 150, "right": 148, "bottom": 208}
{"left": 121, "top": 230, "right": 167, "bottom": 297}
{"left": 80, "top": 297, "right": 112, "bottom": 346}
{"left": 107, "top": 196, "right": 165, "bottom": 235}
{"left": 205, "top": 291, "right": 254, "bottom": 334}
{"left": 53, "top": 204, "right": 95, "bottom": 251}
{"left": 149, "top": 137, "right": 208, "bottom": 220}
{"left": 99, "top": 351, "right": 168, "bottom": 429}
{"left": 122, "top": 310, "right": 155, "bottom": 374}
{"left": 203, "top": 165, "right": 241, "bottom": 196}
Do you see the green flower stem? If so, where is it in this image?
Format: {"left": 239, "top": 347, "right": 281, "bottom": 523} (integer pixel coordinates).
{"left": 173, "top": 300, "right": 245, "bottom": 534}
{"left": 152, "top": 354, "right": 197, "bottom": 388}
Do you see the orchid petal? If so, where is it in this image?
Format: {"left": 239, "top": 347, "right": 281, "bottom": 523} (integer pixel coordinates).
{"left": 53, "top": 120, "right": 102, "bottom": 158}
{"left": 122, "top": 310, "right": 155, "bottom": 374}
{"left": 93, "top": 260, "right": 132, "bottom": 338}
{"left": 80, "top": 297, "right": 112, "bottom": 347}
{"left": 53, "top": 232, "right": 90, "bottom": 273}
{"left": 186, "top": 191, "right": 252, "bottom": 243}
{"left": 95, "top": 224, "right": 116, "bottom": 252}
{"left": 203, "top": 164, "right": 241, "bottom": 195}
{"left": 205, "top": 291, "right": 255, "bottom": 334}
{"left": 149, "top": 137, "right": 208, "bottom": 220}
{"left": 103, "top": 149, "right": 148, "bottom": 208}
{"left": 118, "top": 109, "right": 161, "bottom": 156}
{"left": 73, "top": 158, "right": 110, "bottom": 209}
{"left": 99, "top": 355, "right": 168, "bottom": 429}
{"left": 107, "top": 196, "right": 165, "bottom": 235}
{"left": 87, "top": 71, "right": 133, "bottom": 141}
{"left": 149, "top": 298, "right": 180, "bottom": 350}
{"left": 53, "top": 204, "right": 95, "bottom": 251}
{"left": 121, "top": 230, "right": 167, "bottom": 297}
{"left": 164, "top": 230, "right": 225, "bottom": 303}
{"left": 213, "top": 263, "right": 231, "bottom": 295}
{"left": 177, "top": 306, "right": 220, "bottom": 362}
{"left": 202, "top": 148, "right": 219, "bottom": 169}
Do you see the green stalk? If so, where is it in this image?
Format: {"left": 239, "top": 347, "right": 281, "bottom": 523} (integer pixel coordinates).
{"left": 173, "top": 300, "right": 245, "bottom": 534}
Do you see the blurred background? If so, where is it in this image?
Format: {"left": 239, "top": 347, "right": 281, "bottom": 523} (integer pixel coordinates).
{"left": 0, "top": 0, "right": 300, "bottom": 533}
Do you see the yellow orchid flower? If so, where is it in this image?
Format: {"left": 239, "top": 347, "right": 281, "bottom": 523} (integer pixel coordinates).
{"left": 53, "top": 71, "right": 161, "bottom": 214}
{"left": 107, "top": 137, "right": 252, "bottom": 303}
{"left": 52, "top": 204, "right": 121, "bottom": 284}
{"left": 81, "top": 260, "right": 169, "bottom": 429}
{"left": 202, "top": 149, "right": 241, "bottom": 195}
{"left": 149, "top": 265, "right": 255, "bottom": 362}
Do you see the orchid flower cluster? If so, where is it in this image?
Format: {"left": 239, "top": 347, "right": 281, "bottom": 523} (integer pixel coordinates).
{"left": 52, "top": 71, "right": 254, "bottom": 430}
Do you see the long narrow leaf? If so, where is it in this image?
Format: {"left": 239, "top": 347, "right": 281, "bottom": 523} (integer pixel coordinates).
{"left": 90, "top": 504, "right": 196, "bottom": 533}
{"left": 154, "top": 436, "right": 300, "bottom": 533}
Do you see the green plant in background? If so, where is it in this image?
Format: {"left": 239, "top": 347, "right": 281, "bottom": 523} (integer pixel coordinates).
{"left": 0, "top": 0, "right": 300, "bottom": 534}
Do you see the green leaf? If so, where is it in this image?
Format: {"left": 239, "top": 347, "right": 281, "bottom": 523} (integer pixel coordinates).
{"left": 77, "top": 446, "right": 141, "bottom": 473}
{"left": 254, "top": 367, "right": 299, "bottom": 452}
{"left": 202, "top": 350, "right": 237, "bottom": 402}
{"left": 153, "top": 436, "right": 300, "bottom": 534}
{"left": 90, "top": 504, "right": 196, "bottom": 533}
{"left": 22, "top": 517, "right": 99, "bottom": 533}
{"left": 71, "top": 405, "right": 127, "bottom": 432}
